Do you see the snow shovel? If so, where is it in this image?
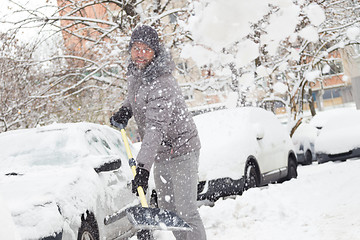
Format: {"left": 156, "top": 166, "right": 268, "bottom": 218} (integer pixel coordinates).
{"left": 111, "top": 122, "right": 192, "bottom": 231}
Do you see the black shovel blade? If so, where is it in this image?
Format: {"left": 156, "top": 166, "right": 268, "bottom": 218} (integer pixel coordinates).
{"left": 126, "top": 206, "right": 192, "bottom": 231}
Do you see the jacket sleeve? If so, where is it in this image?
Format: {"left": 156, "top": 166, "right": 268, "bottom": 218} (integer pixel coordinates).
{"left": 136, "top": 78, "right": 176, "bottom": 171}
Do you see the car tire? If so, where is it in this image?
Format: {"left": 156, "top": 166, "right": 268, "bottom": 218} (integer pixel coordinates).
{"left": 77, "top": 214, "right": 99, "bottom": 240}
{"left": 286, "top": 156, "right": 298, "bottom": 181}
{"left": 244, "top": 161, "right": 259, "bottom": 190}
{"left": 304, "top": 150, "right": 312, "bottom": 165}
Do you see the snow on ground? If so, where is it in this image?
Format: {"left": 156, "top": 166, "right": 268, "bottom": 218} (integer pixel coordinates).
{"left": 152, "top": 159, "right": 360, "bottom": 240}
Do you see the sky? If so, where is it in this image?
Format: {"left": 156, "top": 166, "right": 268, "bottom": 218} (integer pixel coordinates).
{"left": 0, "top": 0, "right": 61, "bottom": 63}
{"left": 0, "top": 0, "right": 58, "bottom": 40}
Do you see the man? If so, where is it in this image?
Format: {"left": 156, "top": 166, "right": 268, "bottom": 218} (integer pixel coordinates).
{"left": 110, "top": 25, "right": 206, "bottom": 240}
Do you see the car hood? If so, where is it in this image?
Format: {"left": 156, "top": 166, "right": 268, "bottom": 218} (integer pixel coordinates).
{"left": 0, "top": 164, "right": 105, "bottom": 239}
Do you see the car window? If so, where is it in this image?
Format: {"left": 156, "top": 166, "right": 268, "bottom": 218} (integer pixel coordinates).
{"left": 99, "top": 127, "right": 138, "bottom": 157}
{"left": 84, "top": 128, "right": 114, "bottom": 155}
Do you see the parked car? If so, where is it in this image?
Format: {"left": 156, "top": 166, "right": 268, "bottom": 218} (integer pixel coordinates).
{"left": 0, "top": 122, "right": 141, "bottom": 240}
{"left": 194, "top": 107, "right": 298, "bottom": 202}
{"left": 292, "top": 107, "right": 358, "bottom": 165}
{"left": 0, "top": 195, "right": 20, "bottom": 240}
{"left": 291, "top": 117, "right": 318, "bottom": 165}
{"left": 315, "top": 109, "right": 360, "bottom": 164}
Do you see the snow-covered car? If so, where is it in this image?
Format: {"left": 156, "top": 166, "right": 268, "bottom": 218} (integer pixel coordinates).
{"left": 0, "top": 195, "right": 20, "bottom": 240}
{"left": 291, "top": 118, "right": 318, "bottom": 165}
{"left": 194, "top": 107, "right": 298, "bottom": 202}
{"left": 315, "top": 109, "right": 360, "bottom": 164}
{"left": 0, "top": 122, "right": 141, "bottom": 240}
{"left": 292, "top": 107, "right": 358, "bottom": 165}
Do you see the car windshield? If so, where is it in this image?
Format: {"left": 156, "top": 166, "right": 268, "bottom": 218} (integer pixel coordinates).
{"left": 0, "top": 127, "right": 89, "bottom": 168}
{"left": 0, "top": 123, "right": 134, "bottom": 171}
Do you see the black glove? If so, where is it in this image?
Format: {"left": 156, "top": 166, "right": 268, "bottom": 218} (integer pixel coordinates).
{"left": 132, "top": 167, "right": 150, "bottom": 195}
{"left": 110, "top": 106, "right": 132, "bottom": 128}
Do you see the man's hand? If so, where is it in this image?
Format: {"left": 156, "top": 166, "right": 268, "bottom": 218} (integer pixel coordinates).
{"left": 132, "top": 167, "right": 150, "bottom": 195}
{"left": 110, "top": 106, "right": 132, "bottom": 128}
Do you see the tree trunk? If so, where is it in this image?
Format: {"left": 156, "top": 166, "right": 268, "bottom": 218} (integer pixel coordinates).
{"left": 308, "top": 88, "right": 316, "bottom": 116}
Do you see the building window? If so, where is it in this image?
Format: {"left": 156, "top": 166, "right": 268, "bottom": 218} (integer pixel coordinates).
{"left": 323, "top": 88, "right": 341, "bottom": 99}
{"left": 181, "top": 86, "right": 194, "bottom": 101}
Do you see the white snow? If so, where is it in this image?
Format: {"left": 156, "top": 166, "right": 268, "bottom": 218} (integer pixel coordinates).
{"left": 180, "top": 45, "right": 218, "bottom": 67}
{"left": 273, "top": 82, "right": 288, "bottom": 95}
{"left": 0, "top": 123, "right": 137, "bottom": 239}
{"left": 303, "top": 3, "right": 326, "bottom": 26}
{"left": 289, "top": 48, "right": 301, "bottom": 61}
{"left": 261, "top": 2, "right": 300, "bottom": 55}
{"left": 315, "top": 109, "right": 360, "bottom": 154}
{"left": 346, "top": 27, "right": 360, "bottom": 41}
{"left": 310, "top": 107, "right": 357, "bottom": 128}
{"left": 185, "top": 0, "right": 327, "bottom": 68}
{"left": 0, "top": 196, "right": 20, "bottom": 240}
{"left": 304, "top": 70, "right": 321, "bottom": 82}
{"left": 238, "top": 72, "right": 255, "bottom": 88}
{"left": 193, "top": 107, "right": 294, "bottom": 181}
{"left": 235, "top": 40, "right": 259, "bottom": 68}
{"left": 153, "top": 159, "right": 360, "bottom": 240}
{"left": 322, "top": 64, "right": 331, "bottom": 74}
{"left": 292, "top": 106, "right": 360, "bottom": 157}
{"left": 188, "top": 0, "right": 271, "bottom": 51}
{"left": 256, "top": 66, "right": 272, "bottom": 78}
{"left": 299, "top": 26, "right": 319, "bottom": 43}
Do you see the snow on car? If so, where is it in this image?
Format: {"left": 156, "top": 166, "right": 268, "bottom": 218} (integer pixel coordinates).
{"left": 315, "top": 109, "right": 360, "bottom": 163}
{"left": 194, "top": 107, "right": 297, "bottom": 202}
{"left": 292, "top": 106, "right": 359, "bottom": 165}
{"left": 0, "top": 122, "right": 141, "bottom": 240}
{"left": 292, "top": 117, "right": 318, "bottom": 165}
{"left": 0, "top": 195, "right": 20, "bottom": 240}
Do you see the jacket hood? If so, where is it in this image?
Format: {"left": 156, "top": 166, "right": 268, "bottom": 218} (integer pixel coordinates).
{"left": 127, "top": 46, "right": 175, "bottom": 83}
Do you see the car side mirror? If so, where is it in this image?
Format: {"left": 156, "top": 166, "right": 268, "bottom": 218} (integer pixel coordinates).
{"left": 254, "top": 124, "right": 264, "bottom": 140}
{"left": 91, "top": 156, "right": 122, "bottom": 173}
{"left": 94, "top": 159, "right": 121, "bottom": 173}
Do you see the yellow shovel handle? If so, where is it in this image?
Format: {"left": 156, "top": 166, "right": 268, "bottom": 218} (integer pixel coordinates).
{"left": 120, "top": 128, "right": 149, "bottom": 208}
{"left": 120, "top": 128, "right": 133, "bottom": 160}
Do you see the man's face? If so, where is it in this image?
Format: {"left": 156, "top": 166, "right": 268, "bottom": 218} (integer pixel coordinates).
{"left": 131, "top": 42, "right": 155, "bottom": 70}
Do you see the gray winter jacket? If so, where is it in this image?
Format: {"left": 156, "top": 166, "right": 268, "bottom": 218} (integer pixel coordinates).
{"left": 122, "top": 47, "right": 201, "bottom": 171}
